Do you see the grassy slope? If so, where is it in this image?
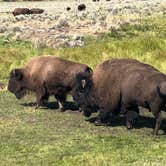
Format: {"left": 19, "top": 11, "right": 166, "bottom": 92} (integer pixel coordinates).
{"left": 0, "top": 16, "right": 166, "bottom": 165}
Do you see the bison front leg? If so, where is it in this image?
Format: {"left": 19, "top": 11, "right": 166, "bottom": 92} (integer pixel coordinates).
{"left": 95, "top": 109, "right": 110, "bottom": 126}
{"left": 150, "top": 101, "right": 162, "bottom": 135}
{"left": 152, "top": 111, "right": 162, "bottom": 135}
{"left": 55, "top": 93, "right": 67, "bottom": 112}
{"left": 35, "top": 87, "right": 48, "bottom": 109}
{"left": 35, "top": 94, "right": 44, "bottom": 109}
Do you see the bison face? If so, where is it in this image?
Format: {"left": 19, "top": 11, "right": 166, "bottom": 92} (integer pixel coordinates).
{"left": 8, "top": 69, "right": 26, "bottom": 99}
{"left": 81, "top": 105, "right": 98, "bottom": 117}
{"left": 72, "top": 72, "right": 90, "bottom": 104}
{"left": 72, "top": 72, "right": 95, "bottom": 117}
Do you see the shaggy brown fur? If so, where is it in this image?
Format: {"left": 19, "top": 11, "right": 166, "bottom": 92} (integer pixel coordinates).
{"left": 12, "top": 8, "right": 31, "bottom": 16}
{"left": 8, "top": 56, "right": 92, "bottom": 111}
{"left": 72, "top": 58, "right": 166, "bottom": 135}
{"left": 30, "top": 8, "right": 44, "bottom": 14}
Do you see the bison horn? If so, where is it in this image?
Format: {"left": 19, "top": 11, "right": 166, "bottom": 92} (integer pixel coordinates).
{"left": 81, "top": 79, "right": 86, "bottom": 88}
{"left": 13, "top": 69, "right": 16, "bottom": 75}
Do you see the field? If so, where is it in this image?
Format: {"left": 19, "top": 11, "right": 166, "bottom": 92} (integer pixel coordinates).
{"left": 0, "top": 13, "right": 166, "bottom": 166}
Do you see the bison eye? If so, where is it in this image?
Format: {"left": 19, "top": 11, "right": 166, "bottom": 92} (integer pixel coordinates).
{"left": 11, "top": 69, "right": 23, "bottom": 80}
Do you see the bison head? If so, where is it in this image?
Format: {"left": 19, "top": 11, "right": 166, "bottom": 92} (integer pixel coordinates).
{"left": 72, "top": 72, "right": 97, "bottom": 117}
{"left": 8, "top": 69, "right": 27, "bottom": 99}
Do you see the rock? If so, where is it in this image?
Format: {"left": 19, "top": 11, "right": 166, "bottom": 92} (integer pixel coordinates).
{"left": 67, "top": 39, "right": 84, "bottom": 47}
{"left": 15, "top": 15, "right": 26, "bottom": 21}
{"left": 11, "top": 26, "right": 22, "bottom": 32}
{"left": 78, "top": 4, "right": 86, "bottom": 11}
{"left": 56, "top": 18, "right": 70, "bottom": 29}
{"left": 66, "top": 7, "right": 71, "bottom": 11}
{"left": 112, "top": 8, "right": 119, "bottom": 15}
{"left": 0, "top": 26, "right": 7, "bottom": 33}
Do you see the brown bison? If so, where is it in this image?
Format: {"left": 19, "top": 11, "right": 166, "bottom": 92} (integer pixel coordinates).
{"left": 78, "top": 4, "right": 86, "bottom": 11}
{"left": 72, "top": 58, "right": 166, "bottom": 135}
{"left": 8, "top": 56, "right": 92, "bottom": 111}
{"left": 30, "top": 8, "right": 44, "bottom": 14}
{"left": 12, "top": 8, "right": 31, "bottom": 16}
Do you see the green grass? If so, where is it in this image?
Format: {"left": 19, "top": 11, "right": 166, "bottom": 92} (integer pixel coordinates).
{"left": 0, "top": 16, "right": 166, "bottom": 165}
{"left": 0, "top": 16, "right": 166, "bottom": 80}
{"left": 0, "top": 92, "right": 166, "bottom": 165}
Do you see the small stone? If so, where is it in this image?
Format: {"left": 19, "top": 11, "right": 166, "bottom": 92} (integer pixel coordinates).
{"left": 15, "top": 15, "right": 26, "bottom": 21}
{"left": 0, "top": 26, "right": 7, "bottom": 33}
{"left": 12, "top": 26, "right": 22, "bottom": 32}
{"left": 66, "top": 7, "right": 71, "bottom": 11}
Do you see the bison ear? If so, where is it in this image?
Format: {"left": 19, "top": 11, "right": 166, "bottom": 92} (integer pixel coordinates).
{"left": 81, "top": 79, "right": 86, "bottom": 88}
{"left": 11, "top": 69, "right": 23, "bottom": 81}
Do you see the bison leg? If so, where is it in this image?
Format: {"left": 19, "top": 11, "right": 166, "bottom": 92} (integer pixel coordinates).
{"left": 35, "top": 94, "right": 45, "bottom": 109}
{"left": 125, "top": 110, "right": 139, "bottom": 130}
{"left": 95, "top": 109, "right": 110, "bottom": 126}
{"left": 121, "top": 104, "right": 139, "bottom": 129}
{"left": 55, "top": 93, "right": 66, "bottom": 112}
{"left": 150, "top": 102, "right": 162, "bottom": 135}
{"left": 35, "top": 87, "right": 48, "bottom": 109}
{"left": 152, "top": 111, "right": 162, "bottom": 135}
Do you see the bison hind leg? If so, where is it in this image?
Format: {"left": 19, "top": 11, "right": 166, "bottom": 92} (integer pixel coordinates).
{"left": 125, "top": 110, "right": 139, "bottom": 130}
{"left": 121, "top": 104, "right": 139, "bottom": 129}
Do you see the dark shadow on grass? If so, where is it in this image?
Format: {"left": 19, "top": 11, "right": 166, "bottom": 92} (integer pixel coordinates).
{"left": 20, "top": 101, "right": 79, "bottom": 111}
{"left": 86, "top": 115, "right": 166, "bottom": 135}
{"left": 20, "top": 102, "right": 37, "bottom": 107}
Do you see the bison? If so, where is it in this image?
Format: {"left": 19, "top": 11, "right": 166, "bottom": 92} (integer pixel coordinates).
{"left": 12, "top": 8, "right": 31, "bottom": 16}
{"left": 72, "top": 58, "right": 166, "bottom": 135}
{"left": 78, "top": 4, "right": 86, "bottom": 11}
{"left": 8, "top": 56, "right": 92, "bottom": 111}
{"left": 30, "top": 8, "right": 44, "bottom": 14}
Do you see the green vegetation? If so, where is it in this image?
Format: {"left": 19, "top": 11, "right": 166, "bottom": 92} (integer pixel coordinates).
{"left": 0, "top": 16, "right": 166, "bottom": 80}
{"left": 0, "top": 92, "right": 166, "bottom": 165}
{"left": 0, "top": 16, "right": 166, "bottom": 165}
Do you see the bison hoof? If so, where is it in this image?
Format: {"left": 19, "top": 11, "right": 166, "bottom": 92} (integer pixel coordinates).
{"left": 35, "top": 105, "right": 40, "bottom": 109}
{"left": 152, "top": 130, "right": 159, "bottom": 136}
{"left": 94, "top": 120, "right": 108, "bottom": 126}
{"left": 126, "top": 121, "right": 133, "bottom": 130}
{"left": 94, "top": 121, "right": 103, "bottom": 126}
{"left": 59, "top": 107, "right": 65, "bottom": 112}
{"left": 78, "top": 107, "right": 82, "bottom": 112}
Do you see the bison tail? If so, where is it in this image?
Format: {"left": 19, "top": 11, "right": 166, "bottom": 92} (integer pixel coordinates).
{"left": 157, "top": 82, "right": 166, "bottom": 98}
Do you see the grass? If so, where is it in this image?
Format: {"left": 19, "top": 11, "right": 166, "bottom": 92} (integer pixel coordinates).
{"left": 0, "top": 16, "right": 166, "bottom": 165}
{"left": 0, "top": 92, "right": 166, "bottom": 165}
{"left": 0, "top": 16, "right": 166, "bottom": 80}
